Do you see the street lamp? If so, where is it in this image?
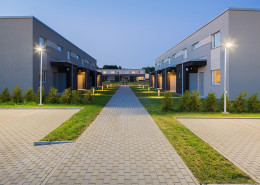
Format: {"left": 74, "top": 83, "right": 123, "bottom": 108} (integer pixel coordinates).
{"left": 36, "top": 46, "right": 43, "bottom": 105}
{"left": 223, "top": 42, "right": 233, "bottom": 114}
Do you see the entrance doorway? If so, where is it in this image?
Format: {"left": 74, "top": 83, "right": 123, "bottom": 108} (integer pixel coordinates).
{"left": 199, "top": 72, "right": 204, "bottom": 96}
{"left": 77, "top": 70, "right": 86, "bottom": 90}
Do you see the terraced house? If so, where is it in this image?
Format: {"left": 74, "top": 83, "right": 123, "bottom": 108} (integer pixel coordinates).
{"left": 0, "top": 16, "right": 101, "bottom": 93}
{"left": 151, "top": 8, "right": 260, "bottom": 100}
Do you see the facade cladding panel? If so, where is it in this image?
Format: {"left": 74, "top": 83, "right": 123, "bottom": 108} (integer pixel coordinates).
{"left": 153, "top": 9, "right": 260, "bottom": 100}
{"left": 0, "top": 16, "right": 98, "bottom": 94}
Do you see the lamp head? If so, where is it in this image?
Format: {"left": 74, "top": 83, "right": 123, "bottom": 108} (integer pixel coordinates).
{"left": 36, "top": 46, "right": 43, "bottom": 52}
{"left": 225, "top": 42, "right": 233, "bottom": 48}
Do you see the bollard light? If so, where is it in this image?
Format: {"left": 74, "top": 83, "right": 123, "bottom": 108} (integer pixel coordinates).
{"left": 158, "top": 89, "right": 160, "bottom": 97}
{"left": 102, "top": 86, "right": 103, "bottom": 91}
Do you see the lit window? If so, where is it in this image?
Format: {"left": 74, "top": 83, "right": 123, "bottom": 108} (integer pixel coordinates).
{"left": 111, "top": 71, "right": 115, "bottom": 74}
{"left": 132, "top": 71, "right": 135, "bottom": 74}
{"left": 212, "top": 70, "right": 221, "bottom": 85}
{"left": 103, "top": 71, "right": 106, "bottom": 74}
{"left": 57, "top": 45, "right": 62, "bottom": 52}
{"left": 192, "top": 42, "right": 199, "bottom": 49}
{"left": 67, "top": 51, "right": 71, "bottom": 60}
{"left": 183, "top": 49, "right": 187, "bottom": 59}
{"left": 212, "top": 31, "right": 220, "bottom": 48}
{"left": 39, "top": 37, "right": 46, "bottom": 48}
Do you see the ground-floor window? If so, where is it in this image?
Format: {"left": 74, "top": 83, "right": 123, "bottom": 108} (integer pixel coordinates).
{"left": 42, "top": 70, "right": 47, "bottom": 83}
{"left": 212, "top": 70, "right": 220, "bottom": 85}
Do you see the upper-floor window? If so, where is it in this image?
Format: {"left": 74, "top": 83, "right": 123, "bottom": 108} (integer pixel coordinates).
{"left": 39, "top": 37, "right": 46, "bottom": 48}
{"left": 183, "top": 49, "right": 187, "bottom": 59}
{"left": 212, "top": 31, "right": 220, "bottom": 48}
{"left": 82, "top": 58, "right": 84, "bottom": 65}
{"left": 57, "top": 45, "right": 62, "bottom": 52}
{"left": 111, "top": 71, "right": 115, "bottom": 74}
{"left": 212, "top": 70, "right": 221, "bottom": 85}
{"left": 42, "top": 70, "right": 47, "bottom": 83}
{"left": 168, "top": 57, "right": 170, "bottom": 65}
{"left": 67, "top": 51, "right": 71, "bottom": 60}
{"left": 77, "top": 55, "right": 80, "bottom": 60}
{"left": 173, "top": 54, "right": 176, "bottom": 58}
{"left": 192, "top": 42, "right": 199, "bottom": 50}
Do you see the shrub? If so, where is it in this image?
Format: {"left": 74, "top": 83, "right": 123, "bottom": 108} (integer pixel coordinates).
{"left": 219, "top": 92, "right": 232, "bottom": 112}
{"left": 178, "top": 90, "right": 192, "bottom": 111}
{"left": 162, "top": 92, "right": 173, "bottom": 112}
{"left": 1, "top": 87, "right": 11, "bottom": 102}
{"left": 37, "top": 87, "right": 45, "bottom": 103}
{"left": 60, "top": 88, "right": 72, "bottom": 104}
{"left": 84, "top": 90, "right": 94, "bottom": 104}
{"left": 24, "top": 88, "right": 36, "bottom": 102}
{"left": 11, "top": 85, "right": 23, "bottom": 103}
{"left": 72, "top": 90, "right": 82, "bottom": 104}
{"left": 190, "top": 91, "right": 202, "bottom": 112}
{"left": 247, "top": 93, "right": 259, "bottom": 112}
{"left": 47, "top": 87, "right": 59, "bottom": 103}
{"left": 205, "top": 91, "right": 218, "bottom": 112}
{"left": 233, "top": 91, "right": 247, "bottom": 113}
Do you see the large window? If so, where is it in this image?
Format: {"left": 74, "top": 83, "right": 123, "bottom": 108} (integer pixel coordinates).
{"left": 39, "top": 37, "right": 46, "bottom": 48}
{"left": 212, "top": 70, "right": 220, "bottom": 85}
{"left": 183, "top": 49, "right": 187, "bottom": 59}
{"left": 212, "top": 31, "right": 220, "bottom": 48}
{"left": 67, "top": 51, "right": 71, "bottom": 60}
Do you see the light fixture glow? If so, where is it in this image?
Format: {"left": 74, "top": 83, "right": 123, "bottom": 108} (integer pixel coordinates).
{"left": 36, "top": 46, "right": 43, "bottom": 52}
{"left": 225, "top": 43, "right": 233, "bottom": 48}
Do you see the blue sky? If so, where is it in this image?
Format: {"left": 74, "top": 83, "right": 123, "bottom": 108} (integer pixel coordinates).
{"left": 1, "top": 0, "right": 260, "bottom": 68}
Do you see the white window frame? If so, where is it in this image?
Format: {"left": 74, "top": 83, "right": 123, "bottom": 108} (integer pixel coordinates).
{"left": 168, "top": 57, "right": 170, "bottom": 65}
{"left": 67, "top": 50, "right": 71, "bottom": 60}
{"left": 183, "top": 49, "right": 187, "bottom": 59}
{"left": 212, "top": 70, "right": 221, "bottom": 85}
{"left": 212, "top": 31, "right": 220, "bottom": 48}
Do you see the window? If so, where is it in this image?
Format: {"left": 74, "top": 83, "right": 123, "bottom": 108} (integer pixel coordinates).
{"left": 168, "top": 57, "right": 170, "bottom": 65}
{"left": 183, "top": 49, "right": 187, "bottom": 59}
{"left": 77, "top": 55, "right": 80, "bottom": 60}
{"left": 132, "top": 71, "right": 135, "bottom": 74}
{"left": 39, "top": 37, "right": 46, "bottom": 48}
{"left": 212, "top": 70, "right": 221, "bottom": 85}
{"left": 57, "top": 45, "right": 62, "bottom": 52}
{"left": 42, "top": 70, "right": 47, "bottom": 83}
{"left": 192, "top": 42, "right": 199, "bottom": 49}
{"left": 212, "top": 31, "right": 220, "bottom": 48}
{"left": 103, "top": 71, "right": 107, "bottom": 74}
{"left": 67, "top": 51, "right": 71, "bottom": 60}
{"left": 82, "top": 58, "right": 84, "bottom": 65}
{"left": 173, "top": 54, "right": 176, "bottom": 58}
{"left": 111, "top": 71, "right": 115, "bottom": 74}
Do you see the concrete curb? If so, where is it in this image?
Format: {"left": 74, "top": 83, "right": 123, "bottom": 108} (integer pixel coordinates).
{"left": 34, "top": 141, "right": 74, "bottom": 146}
{"left": 175, "top": 116, "right": 260, "bottom": 119}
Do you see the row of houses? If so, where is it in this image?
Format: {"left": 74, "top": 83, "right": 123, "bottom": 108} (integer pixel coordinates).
{"left": 150, "top": 8, "right": 260, "bottom": 100}
{"left": 0, "top": 16, "right": 102, "bottom": 94}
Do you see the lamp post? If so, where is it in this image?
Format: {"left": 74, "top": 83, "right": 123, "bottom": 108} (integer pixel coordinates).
{"left": 36, "top": 47, "right": 43, "bottom": 105}
{"left": 223, "top": 42, "right": 233, "bottom": 114}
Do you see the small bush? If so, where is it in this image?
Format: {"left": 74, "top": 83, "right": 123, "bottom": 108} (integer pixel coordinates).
{"left": 247, "top": 93, "right": 259, "bottom": 112}
{"left": 47, "top": 87, "right": 59, "bottom": 103}
{"left": 72, "top": 90, "right": 82, "bottom": 104}
{"left": 178, "top": 90, "right": 192, "bottom": 111}
{"left": 11, "top": 85, "right": 23, "bottom": 103}
{"left": 219, "top": 92, "right": 232, "bottom": 112}
{"left": 205, "top": 91, "right": 218, "bottom": 112}
{"left": 84, "top": 90, "right": 94, "bottom": 104}
{"left": 162, "top": 92, "right": 173, "bottom": 112}
{"left": 190, "top": 91, "right": 202, "bottom": 112}
{"left": 60, "top": 88, "right": 72, "bottom": 104}
{"left": 37, "top": 87, "right": 45, "bottom": 103}
{"left": 233, "top": 91, "right": 247, "bottom": 113}
{"left": 24, "top": 88, "right": 36, "bottom": 102}
{"left": 1, "top": 87, "right": 11, "bottom": 102}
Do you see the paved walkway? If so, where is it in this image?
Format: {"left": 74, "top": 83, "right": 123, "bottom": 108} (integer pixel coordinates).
{"left": 44, "top": 87, "right": 198, "bottom": 184}
{"left": 0, "top": 108, "right": 80, "bottom": 185}
{"left": 177, "top": 118, "right": 260, "bottom": 183}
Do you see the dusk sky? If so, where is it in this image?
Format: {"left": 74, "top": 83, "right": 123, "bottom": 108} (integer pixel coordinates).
{"left": 1, "top": 0, "right": 260, "bottom": 69}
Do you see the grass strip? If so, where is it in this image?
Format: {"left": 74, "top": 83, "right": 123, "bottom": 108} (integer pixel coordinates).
{"left": 139, "top": 98, "right": 256, "bottom": 184}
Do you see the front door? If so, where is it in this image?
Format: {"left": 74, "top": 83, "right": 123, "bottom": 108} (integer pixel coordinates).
{"left": 58, "top": 73, "right": 66, "bottom": 93}
{"left": 199, "top": 72, "right": 204, "bottom": 96}
{"left": 169, "top": 75, "right": 176, "bottom": 92}
{"left": 189, "top": 73, "right": 198, "bottom": 94}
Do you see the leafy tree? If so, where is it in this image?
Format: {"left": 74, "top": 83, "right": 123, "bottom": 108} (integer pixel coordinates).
{"left": 102, "top": 65, "right": 120, "bottom": 69}
{"left": 0, "top": 87, "right": 11, "bottom": 102}
{"left": 142, "top": 67, "right": 155, "bottom": 73}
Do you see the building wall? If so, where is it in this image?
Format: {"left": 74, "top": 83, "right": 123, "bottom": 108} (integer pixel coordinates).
{"left": 0, "top": 18, "right": 33, "bottom": 93}
{"left": 228, "top": 10, "right": 260, "bottom": 100}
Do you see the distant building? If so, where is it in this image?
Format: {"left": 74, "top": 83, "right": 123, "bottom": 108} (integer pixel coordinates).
{"left": 0, "top": 16, "right": 101, "bottom": 93}
{"left": 151, "top": 8, "right": 260, "bottom": 100}
{"left": 97, "top": 69, "right": 145, "bottom": 82}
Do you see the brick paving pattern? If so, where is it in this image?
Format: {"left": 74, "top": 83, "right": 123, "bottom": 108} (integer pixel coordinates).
{"left": 44, "top": 87, "right": 198, "bottom": 184}
{"left": 177, "top": 118, "right": 260, "bottom": 183}
{"left": 0, "top": 108, "right": 80, "bottom": 185}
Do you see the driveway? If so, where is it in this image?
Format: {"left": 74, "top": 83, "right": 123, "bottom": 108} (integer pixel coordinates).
{"left": 0, "top": 108, "right": 80, "bottom": 184}
{"left": 177, "top": 117, "right": 260, "bottom": 183}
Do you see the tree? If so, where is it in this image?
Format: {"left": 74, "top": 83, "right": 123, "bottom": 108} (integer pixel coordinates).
{"left": 142, "top": 67, "right": 155, "bottom": 73}
{"left": 102, "top": 65, "right": 120, "bottom": 69}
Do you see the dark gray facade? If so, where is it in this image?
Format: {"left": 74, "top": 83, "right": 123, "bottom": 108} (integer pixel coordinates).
{"left": 0, "top": 16, "right": 99, "bottom": 94}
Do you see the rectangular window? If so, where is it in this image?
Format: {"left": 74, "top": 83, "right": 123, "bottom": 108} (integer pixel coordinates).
{"left": 183, "top": 49, "right": 187, "bottom": 59}
{"left": 57, "top": 45, "right": 62, "bottom": 52}
{"left": 82, "top": 58, "right": 84, "bottom": 65}
{"left": 42, "top": 70, "right": 47, "bottom": 83}
{"left": 168, "top": 57, "right": 170, "bottom": 65}
{"left": 212, "top": 31, "right": 220, "bottom": 48}
{"left": 111, "top": 71, "right": 115, "bottom": 74}
{"left": 77, "top": 55, "right": 80, "bottom": 60}
{"left": 212, "top": 70, "right": 221, "bottom": 85}
{"left": 39, "top": 37, "right": 46, "bottom": 48}
{"left": 173, "top": 54, "right": 176, "bottom": 58}
{"left": 67, "top": 51, "right": 71, "bottom": 60}
{"left": 192, "top": 42, "right": 199, "bottom": 49}
{"left": 132, "top": 71, "right": 135, "bottom": 74}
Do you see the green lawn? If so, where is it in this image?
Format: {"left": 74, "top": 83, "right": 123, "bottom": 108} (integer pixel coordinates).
{"left": 139, "top": 98, "right": 256, "bottom": 184}
{"left": 130, "top": 86, "right": 179, "bottom": 97}
{"left": 102, "top": 81, "right": 149, "bottom": 86}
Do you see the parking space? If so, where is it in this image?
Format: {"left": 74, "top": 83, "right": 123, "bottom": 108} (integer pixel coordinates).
{"left": 177, "top": 118, "right": 260, "bottom": 183}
